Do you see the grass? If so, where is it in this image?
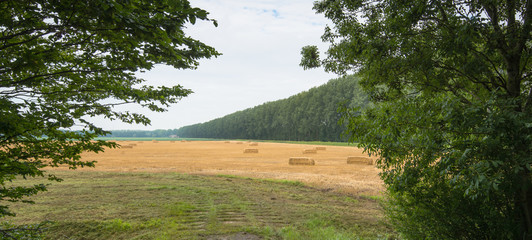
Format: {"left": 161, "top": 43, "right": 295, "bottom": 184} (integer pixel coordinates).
{"left": 97, "top": 137, "right": 355, "bottom": 147}
{"left": 3, "top": 171, "right": 394, "bottom": 239}
{"left": 97, "top": 137, "right": 221, "bottom": 141}
{"left": 216, "top": 174, "right": 306, "bottom": 187}
{"left": 257, "top": 140, "right": 355, "bottom": 147}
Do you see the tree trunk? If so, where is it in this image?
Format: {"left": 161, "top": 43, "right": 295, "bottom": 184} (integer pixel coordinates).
{"left": 506, "top": 54, "right": 522, "bottom": 98}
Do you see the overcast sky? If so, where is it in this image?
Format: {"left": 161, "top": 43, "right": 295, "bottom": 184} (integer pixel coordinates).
{"left": 93, "top": 0, "right": 337, "bottom": 130}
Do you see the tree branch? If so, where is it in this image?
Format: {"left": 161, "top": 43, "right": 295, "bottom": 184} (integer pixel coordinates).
{"left": 0, "top": 31, "right": 50, "bottom": 51}
{"left": 7, "top": 67, "right": 129, "bottom": 86}
{"left": 524, "top": 85, "right": 532, "bottom": 113}
{"left": 481, "top": 2, "right": 509, "bottom": 54}
{"left": 519, "top": 0, "right": 532, "bottom": 55}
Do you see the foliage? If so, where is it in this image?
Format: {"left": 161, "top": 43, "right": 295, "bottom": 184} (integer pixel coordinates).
{"left": 299, "top": 46, "right": 321, "bottom": 70}
{"left": 177, "top": 75, "right": 369, "bottom": 141}
{"left": 304, "top": 0, "right": 532, "bottom": 239}
{"left": 0, "top": 0, "right": 219, "bottom": 217}
{"left": 0, "top": 221, "right": 47, "bottom": 239}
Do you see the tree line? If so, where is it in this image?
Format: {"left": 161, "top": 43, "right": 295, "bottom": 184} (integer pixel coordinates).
{"left": 108, "top": 129, "right": 179, "bottom": 138}
{"left": 175, "top": 75, "right": 368, "bottom": 141}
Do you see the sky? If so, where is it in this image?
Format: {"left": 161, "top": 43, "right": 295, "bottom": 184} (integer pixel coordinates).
{"left": 94, "top": 0, "right": 337, "bottom": 130}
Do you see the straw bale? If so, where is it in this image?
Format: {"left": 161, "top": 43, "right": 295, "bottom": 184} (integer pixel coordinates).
{"left": 315, "top": 146, "right": 326, "bottom": 151}
{"left": 121, "top": 145, "right": 134, "bottom": 149}
{"left": 347, "top": 156, "right": 373, "bottom": 165}
{"left": 302, "top": 149, "right": 317, "bottom": 154}
{"left": 236, "top": 142, "right": 243, "bottom": 144}
{"left": 243, "top": 148, "right": 259, "bottom": 153}
{"left": 289, "top": 157, "right": 315, "bottom": 165}
{"left": 224, "top": 141, "right": 230, "bottom": 143}
{"left": 249, "top": 142, "right": 258, "bottom": 146}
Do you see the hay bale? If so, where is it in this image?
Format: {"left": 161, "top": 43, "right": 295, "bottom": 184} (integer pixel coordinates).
{"left": 289, "top": 157, "right": 315, "bottom": 165}
{"left": 137, "top": 141, "right": 143, "bottom": 143}
{"left": 121, "top": 145, "right": 134, "bottom": 149}
{"left": 243, "top": 148, "right": 259, "bottom": 153}
{"left": 302, "top": 149, "right": 317, "bottom": 154}
{"left": 249, "top": 142, "right": 258, "bottom": 146}
{"left": 224, "top": 141, "right": 230, "bottom": 143}
{"left": 236, "top": 142, "right": 243, "bottom": 144}
{"left": 315, "top": 146, "right": 326, "bottom": 151}
{"left": 347, "top": 156, "right": 373, "bottom": 165}
{"left": 128, "top": 143, "right": 137, "bottom": 147}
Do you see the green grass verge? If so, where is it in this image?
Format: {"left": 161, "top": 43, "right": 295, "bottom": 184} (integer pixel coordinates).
{"left": 256, "top": 140, "right": 355, "bottom": 147}
{"left": 3, "top": 171, "right": 394, "bottom": 239}
{"left": 96, "top": 137, "right": 221, "bottom": 141}
{"left": 98, "top": 137, "right": 355, "bottom": 147}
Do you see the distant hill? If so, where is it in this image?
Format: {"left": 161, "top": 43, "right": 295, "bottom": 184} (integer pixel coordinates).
{"left": 176, "top": 75, "right": 368, "bottom": 142}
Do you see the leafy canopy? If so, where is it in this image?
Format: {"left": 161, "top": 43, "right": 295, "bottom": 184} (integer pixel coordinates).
{"left": 0, "top": 0, "right": 219, "bottom": 217}
{"left": 303, "top": 0, "right": 532, "bottom": 238}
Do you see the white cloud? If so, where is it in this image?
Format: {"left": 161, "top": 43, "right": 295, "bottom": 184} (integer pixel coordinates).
{"left": 92, "top": 0, "right": 336, "bottom": 130}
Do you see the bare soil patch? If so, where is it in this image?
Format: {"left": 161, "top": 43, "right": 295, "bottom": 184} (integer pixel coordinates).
{"left": 71, "top": 141, "right": 383, "bottom": 195}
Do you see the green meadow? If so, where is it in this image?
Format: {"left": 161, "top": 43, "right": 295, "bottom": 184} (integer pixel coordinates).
{"left": 4, "top": 171, "right": 394, "bottom": 239}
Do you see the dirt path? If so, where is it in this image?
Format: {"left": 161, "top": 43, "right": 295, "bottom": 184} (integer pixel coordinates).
{"left": 72, "top": 141, "right": 383, "bottom": 196}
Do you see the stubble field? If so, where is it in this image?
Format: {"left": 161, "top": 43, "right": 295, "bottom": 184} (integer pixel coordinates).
{"left": 76, "top": 140, "right": 383, "bottom": 196}
{"left": 5, "top": 140, "right": 393, "bottom": 239}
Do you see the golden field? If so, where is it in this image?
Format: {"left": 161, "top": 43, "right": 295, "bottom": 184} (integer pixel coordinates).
{"left": 70, "top": 140, "right": 383, "bottom": 195}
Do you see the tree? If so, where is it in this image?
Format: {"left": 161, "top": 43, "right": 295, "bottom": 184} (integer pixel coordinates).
{"left": 302, "top": 0, "right": 532, "bottom": 238}
{"left": 175, "top": 76, "right": 365, "bottom": 141}
{"left": 0, "top": 0, "right": 219, "bottom": 217}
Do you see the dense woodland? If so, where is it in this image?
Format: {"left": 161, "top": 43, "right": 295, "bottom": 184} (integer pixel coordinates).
{"left": 109, "top": 76, "right": 367, "bottom": 141}
{"left": 174, "top": 75, "right": 367, "bottom": 141}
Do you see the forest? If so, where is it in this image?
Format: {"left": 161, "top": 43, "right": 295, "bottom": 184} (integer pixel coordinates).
{"left": 175, "top": 75, "right": 368, "bottom": 141}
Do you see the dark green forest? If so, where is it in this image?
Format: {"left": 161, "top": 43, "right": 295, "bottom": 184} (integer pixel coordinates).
{"left": 175, "top": 75, "right": 367, "bottom": 141}
{"left": 108, "top": 75, "right": 367, "bottom": 141}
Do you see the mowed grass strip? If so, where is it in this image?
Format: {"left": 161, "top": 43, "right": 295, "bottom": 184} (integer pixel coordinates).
{"left": 258, "top": 140, "right": 356, "bottom": 147}
{"left": 4, "top": 171, "right": 393, "bottom": 239}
